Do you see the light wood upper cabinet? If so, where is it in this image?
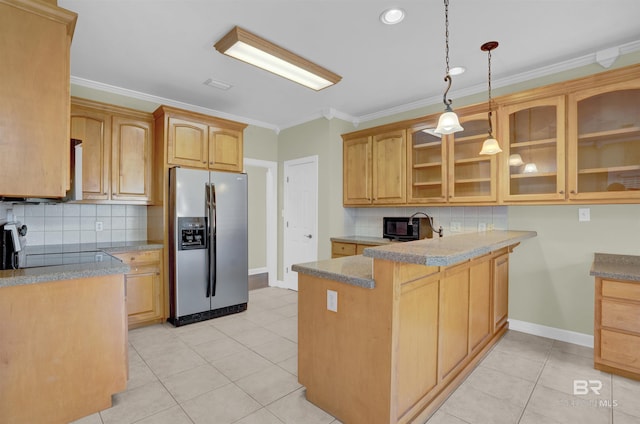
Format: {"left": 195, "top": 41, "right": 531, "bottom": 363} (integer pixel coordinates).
{"left": 161, "top": 106, "right": 246, "bottom": 173}
{"left": 342, "top": 129, "right": 406, "bottom": 206}
{"left": 0, "top": 0, "right": 76, "bottom": 198}
{"left": 112, "top": 116, "right": 152, "bottom": 201}
{"left": 372, "top": 130, "right": 406, "bottom": 204}
{"left": 208, "top": 127, "right": 244, "bottom": 172}
{"left": 70, "top": 108, "right": 111, "bottom": 200}
{"left": 167, "top": 117, "right": 208, "bottom": 169}
{"left": 343, "top": 136, "right": 372, "bottom": 205}
{"left": 71, "top": 98, "right": 154, "bottom": 204}
{"left": 447, "top": 110, "right": 498, "bottom": 202}
{"left": 499, "top": 96, "right": 566, "bottom": 202}
{"left": 568, "top": 78, "right": 640, "bottom": 201}
{"left": 407, "top": 121, "right": 447, "bottom": 203}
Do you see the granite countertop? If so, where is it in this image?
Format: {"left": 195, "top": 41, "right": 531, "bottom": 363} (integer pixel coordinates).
{"left": 0, "top": 241, "right": 163, "bottom": 288}
{"left": 292, "top": 255, "right": 375, "bottom": 289}
{"left": 363, "top": 230, "right": 537, "bottom": 266}
{"left": 590, "top": 253, "right": 640, "bottom": 282}
{"left": 330, "top": 236, "right": 391, "bottom": 246}
{"left": 295, "top": 230, "right": 537, "bottom": 288}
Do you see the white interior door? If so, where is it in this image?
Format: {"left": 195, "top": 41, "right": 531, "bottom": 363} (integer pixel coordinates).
{"left": 283, "top": 155, "right": 318, "bottom": 291}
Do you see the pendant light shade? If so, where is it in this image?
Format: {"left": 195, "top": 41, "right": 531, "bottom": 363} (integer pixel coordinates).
{"left": 435, "top": 108, "right": 464, "bottom": 135}
{"left": 436, "top": 0, "right": 463, "bottom": 135}
{"left": 479, "top": 137, "right": 502, "bottom": 155}
{"left": 509, "top": 154, "right": 524, "bottom": 166}
{"left": 479, "top": 41, "right": 502, "bottom": 155}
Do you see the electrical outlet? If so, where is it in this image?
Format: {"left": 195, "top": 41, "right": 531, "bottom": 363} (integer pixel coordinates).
{"left": 478, "top": 222, "right": 487, "bottom": 232}
{"left": 327, "top": 290, "right": 338, "bottom": 312}
{"left": 487, "top": 223, "right": 495, "bottom": 231}
{"left": 450, "top": 222, "right": 461, "bottom": 232}
{"left": 95, "top": 221, "right": 103, "bottom": 232}
{"left": 578, "top": 208, "right": 590, "bottom": 222}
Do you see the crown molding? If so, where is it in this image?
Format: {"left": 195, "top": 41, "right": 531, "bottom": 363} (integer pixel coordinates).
{"left": 70, "top": 76, "right": 280, "bottom": 132}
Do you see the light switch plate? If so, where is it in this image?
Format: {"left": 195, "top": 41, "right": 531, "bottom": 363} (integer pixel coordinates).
{"left": 578, "top": 208, "right": 590, "bottom": 222}
{"left": 327, "top": 290, "right": 338, "bottom": 312}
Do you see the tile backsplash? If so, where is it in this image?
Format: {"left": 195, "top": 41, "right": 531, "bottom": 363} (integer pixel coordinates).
{"left": 345, "top": 206, "right": 508, "bottom": 238}
{"left": 1, "top": 203, "right": 147, "bottom": 246}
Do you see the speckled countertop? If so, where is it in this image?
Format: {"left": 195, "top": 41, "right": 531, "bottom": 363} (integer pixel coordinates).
{"left": 590, "top": 253, "right": 640, "bottom": 282}
{"left": 363, "top": 230, "right": 537, "bottom": 266}
{"left": 295, "top": 230, "right": 537, "bottom": 288}
{"left": 292, "top": 255, "right": 375, "bottom": 289}
{"left": 0, "top": 241, "right": 163, "bottom": 288}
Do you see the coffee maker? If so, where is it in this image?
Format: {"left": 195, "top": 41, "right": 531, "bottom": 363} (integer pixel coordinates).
{"left": 1, "top": 222, "right": 27, "bottom": 270}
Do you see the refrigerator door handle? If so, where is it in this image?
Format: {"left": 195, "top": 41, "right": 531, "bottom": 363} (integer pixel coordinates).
{"left": 210, "top": 183, "right": 217, "bottom": 297}
{"left": 205, "top": 183, "right": 212, "bottom": 298}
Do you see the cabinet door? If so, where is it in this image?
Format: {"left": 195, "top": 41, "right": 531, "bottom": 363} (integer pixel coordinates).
{"left": 372, "top": 130, "right": 406, "bottom": 204}
{"left": 568, "top": 81, "right": 640, "bottom": 200}
{"left": 438, "top": 267, "right": 470, "bottom": 380}
{"left": 208, "top": 127, "right": 243, "bottom": 172}
{"left": 408, "top": 123, "right": 447, "bottom": 203}
{"left": 501, "top": 96, "right": 566, "bottom": 202}
{"left": 0, "top": 2, "right": 75, "bottom": 197}
{"left": 111, "top": 115, "right": 152, "bottom": 202}
{"left": 167, "top": 117, "right": 208, "bottom": 168}
{"left": 448, "top": 112, "right": 497, "bottom": 202}
{"left": 493, "top": 253, "right": 509, "bottom": 331}
{"left": 469, "top": 258, "right": 491, "bottom": 352}
{"left": 70, "top": 107, "right": 111, "bottom": 200}
{"left": 397, "top": 278, "right": 439, "bottom": 417}
{"left": 343, "top": 136, "right": 372, "bottom": 205}
{"left": 126, "top": 268, "right": 162, "bottom": 328}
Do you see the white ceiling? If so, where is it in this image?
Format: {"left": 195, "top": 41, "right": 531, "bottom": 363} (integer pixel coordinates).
{"left": 59, "top": 0, "right": 640, "bottom": 132}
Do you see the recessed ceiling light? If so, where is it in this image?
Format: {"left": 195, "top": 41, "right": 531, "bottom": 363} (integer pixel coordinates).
{"left": 449, "top": 66, "right": 466, "bottom": 76}
{"left": 380, "top": 8, "right": 405, "bottom": 25}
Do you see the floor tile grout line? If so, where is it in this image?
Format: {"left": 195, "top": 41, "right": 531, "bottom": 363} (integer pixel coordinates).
{"left": 515, "top": 339, "right": 556, "bottom": 423}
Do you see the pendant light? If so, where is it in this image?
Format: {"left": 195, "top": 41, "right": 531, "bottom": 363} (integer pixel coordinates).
{"left": 479, "top": 41, "right": 502, "bottom": 155}
{"left": 434, "top": 0, "right": 463, "bottom": 135}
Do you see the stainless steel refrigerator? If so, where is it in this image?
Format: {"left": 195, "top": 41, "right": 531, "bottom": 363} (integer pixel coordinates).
{"left": 168, "top": 167, "right": 248, "bottom": 326}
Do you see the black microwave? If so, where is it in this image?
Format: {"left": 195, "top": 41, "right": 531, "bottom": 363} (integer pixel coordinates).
{"left": 383, "top": 217, "right": 433, "bottom": 241}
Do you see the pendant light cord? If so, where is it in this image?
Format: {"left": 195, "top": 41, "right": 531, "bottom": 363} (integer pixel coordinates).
{"left": 487, "top": 47, "right": 493, "bottom": 136}
{"left": 442, "top": 0, "right": 453, "bottom": 108}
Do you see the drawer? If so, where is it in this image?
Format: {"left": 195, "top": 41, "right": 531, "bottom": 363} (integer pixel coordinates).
{"left": 332, "top": 242, "right": 356, "bottom": 256}
{"left": 112, "top": 249, "right": 161, "bottom": 266}
{"left": 601, "top": 299, "right": 640, "bottom": 333}
{"left": 600, "top": 329, "right": 640, "bottom": 370}
{"left": 356, "top": 244, "right": 367, "bottom": 255}
{"left": 602, "top": 279, "right": 640, "bottom": 302}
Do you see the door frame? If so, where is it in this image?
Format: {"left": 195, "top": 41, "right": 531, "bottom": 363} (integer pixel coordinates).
{"left": 281, "top": 155, "right": 319, "bottom": 291}
{"left": 244, "top": 158, "right": 278, "bottom": 287}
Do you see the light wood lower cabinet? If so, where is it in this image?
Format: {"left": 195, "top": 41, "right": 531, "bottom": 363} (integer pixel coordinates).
{"left": 0, "top": 274, "right": 127, "bottom": 423}
{"left": 594, "top": 278, "right": 640, "bottom": 380}
{"left": 111, "top": 249, "right": 164, "bottom": 329}
{"left": 298, "top": 247, "right": 514, "bottom": 424}
{"left": 331, "top": 240, "right": 389, "bottom": 258}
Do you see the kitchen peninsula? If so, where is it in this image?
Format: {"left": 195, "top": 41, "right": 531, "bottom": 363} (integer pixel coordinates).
{"left": 293, "top": 230, "right": 536, "bottom": 424}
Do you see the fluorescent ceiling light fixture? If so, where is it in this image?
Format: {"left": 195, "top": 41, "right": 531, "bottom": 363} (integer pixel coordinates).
{"left": 214, "top": 26, "right": 342, "bottom": 91}
{"left": 380, "top": 8, "right": 405, "bottom": 25}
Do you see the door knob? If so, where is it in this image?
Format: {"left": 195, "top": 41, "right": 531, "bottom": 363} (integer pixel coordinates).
{"left": 304, "top": 234, "right": 312, "bottom": 239}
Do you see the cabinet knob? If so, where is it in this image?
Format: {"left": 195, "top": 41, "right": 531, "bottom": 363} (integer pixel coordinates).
{"left": 559, "top": 190, "right": 564, "bottom": 194}
{"left": 570, "top": 190, "right": 577, "bottom": 194}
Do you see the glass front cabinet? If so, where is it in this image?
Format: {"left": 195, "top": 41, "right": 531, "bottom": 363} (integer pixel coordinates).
{"left": 407, "top": 121, "right": 447, "bottom": 203}
{"left": 447, "top": 111, "right": 498, "bottom": 203}
{"left": 568, "top": 80, "right": 640, "bottom": 201}
{"left": 499, "top": 96, "right": 566, "bottom": 202}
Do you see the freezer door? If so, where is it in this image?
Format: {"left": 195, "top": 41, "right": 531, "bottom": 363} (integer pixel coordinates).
{"left": 210, "top": 171, "right": 248, "bottom": 310}
{"left": 171, "top": 167, "right": 211, "bottom": 318}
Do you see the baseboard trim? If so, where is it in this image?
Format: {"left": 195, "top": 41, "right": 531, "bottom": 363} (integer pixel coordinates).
{"left": 249, "top": 267, "right": 268, "bottom": 276}
{"left": 509, "top": 319, "right": 594, "bottom": 348}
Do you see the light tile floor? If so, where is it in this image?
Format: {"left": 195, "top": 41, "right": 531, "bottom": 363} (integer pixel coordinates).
{"left": 72, "top": 287, "right": 640, "bottom": 424}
